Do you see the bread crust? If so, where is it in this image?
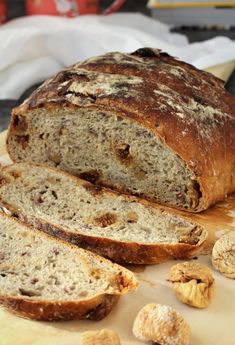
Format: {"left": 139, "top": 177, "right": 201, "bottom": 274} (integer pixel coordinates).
{"left": 0, "top": 293, "right": 119, "bottom": 321}
{"left": 6, "top": 49, "right": 235, "bottom": 212}
{"left": 0, "top": 163, "right": 207, "bottom": 264}
{"left": 17, "top": 213, "right": 206, "bottom": 264}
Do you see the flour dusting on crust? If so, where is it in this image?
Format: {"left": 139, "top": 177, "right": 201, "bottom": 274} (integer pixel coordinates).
{"left": 154, "top": 84, "right": 232, "bottom": 137}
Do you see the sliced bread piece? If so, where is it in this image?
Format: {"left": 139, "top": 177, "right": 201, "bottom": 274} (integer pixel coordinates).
{"left": 6, "top": 49, "right": 235, "bottom": 212}
{"left": 0, "top": 212, "right": 137, "bottom": 321}
{"left": 0, "top": 163, "right": 207, "bottom": 264}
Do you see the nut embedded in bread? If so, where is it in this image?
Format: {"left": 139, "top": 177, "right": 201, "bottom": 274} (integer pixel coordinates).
{"left": 169, "top": 262, "right": 215, "bottom": 308}
{"left": 0, "top": 213, "right": 137, "bottom": 321}
{"left": 133, "top": 303, "right": 190, "bottom": 345}
{"left": 7, "top": 49, "right": 235, "bottom": 212}
{"left": 0, "top": 163, "right": 207, "bottom": 264}
{"left": 212, "top": 233, "right": 235, "bottom": 279}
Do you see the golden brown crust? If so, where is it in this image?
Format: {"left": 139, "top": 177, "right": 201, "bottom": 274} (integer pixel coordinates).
{"left": 0, "top": 293, "right": 119, "bottom": 321}
{"left": 7, "top": 49, "right": 235, "bottom": 212}
{"left": 15, "top": 212, "right": 207, "bottom": 264}
{"left": 0, "top": 163, "right": 207, "bottom": 264}
{"left": 1, "top": 201, "right": 206, "bottom": 264}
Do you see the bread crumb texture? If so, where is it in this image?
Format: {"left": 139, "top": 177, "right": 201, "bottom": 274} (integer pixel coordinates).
{"left": 0, "top": 213, "right": 137, "bottom": 307}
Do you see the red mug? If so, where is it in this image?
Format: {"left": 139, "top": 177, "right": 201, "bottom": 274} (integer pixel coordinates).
{"left": 26, "top": 0, "right": 126, "bottom": 17}
{"left": 0, "top": 0, "right": 6, "bottom": 24}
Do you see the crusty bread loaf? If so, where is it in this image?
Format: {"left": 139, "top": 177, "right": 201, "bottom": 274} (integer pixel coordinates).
{"left": 0, "top": 212, "right": 137, "bottom": 321}
{"left": 0, "top": 163, "right": 207, "bottom": 264}
{"left": 6, "top": 48, "right": 235, "bottom": 212}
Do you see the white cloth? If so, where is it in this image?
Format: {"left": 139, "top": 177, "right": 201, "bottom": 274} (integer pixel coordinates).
{"left": 0, "top": 13, "right": 235, "bottom": 100}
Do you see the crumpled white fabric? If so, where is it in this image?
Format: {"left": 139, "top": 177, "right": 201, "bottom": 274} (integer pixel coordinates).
{"left": 0, "top": 13, "right": 235, "bottom": 100}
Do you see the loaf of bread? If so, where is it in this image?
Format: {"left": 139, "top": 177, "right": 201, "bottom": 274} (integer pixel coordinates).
{"left": 0, "top": 212, "right": 137, "bottom": 321}
{"left": 6, "top": 48, "right": 235, "bottom": 212}
{"left": 0, "top": 163, "right": 207, "bottom": 264}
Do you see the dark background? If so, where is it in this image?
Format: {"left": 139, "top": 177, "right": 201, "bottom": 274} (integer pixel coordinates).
{"left": 1, "top": 0, "right": 235, "bottom": 132}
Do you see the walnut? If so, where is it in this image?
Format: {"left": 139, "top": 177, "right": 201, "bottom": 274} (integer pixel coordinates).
{"left": 212, "top": 232, "right": 235, "bottom": 279}
{"left": 79, "top": 291, "right": 88, "bottom": 297}
{"left": 169, "top": 262, "right": 215, "bottom": 308}
{"left": 133, "top": 167, "right": 146, "bottom": 180}
{"left": 47, "top": 148, "right": 62, "bottom": 165}
{"left": 16, "top": 135, "right": 29, "bottom": 149}
{"left": 19, "top": 288, "right": 42, "bottom": 297}
{"left": 12, "top": 115, "right": 28, "bottom": 132}
{"left": 93, "top": 212, "right": 117, "bottom": 227}
{"left": 127, "top": 211, "right": 138, "bottom": 223}
{"left": 112, "top": 142, "right": 133, "bottom": 165}
{"left": 133, "top": 303, "right": 190, "bottom": 345}
{"left": 33, "top": 195, "right": 44, "bottom": 205}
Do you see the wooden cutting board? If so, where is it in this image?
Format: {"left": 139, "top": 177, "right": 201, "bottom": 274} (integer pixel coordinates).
{"left": 0, "top": 62, "right": 234, "bottom": 345}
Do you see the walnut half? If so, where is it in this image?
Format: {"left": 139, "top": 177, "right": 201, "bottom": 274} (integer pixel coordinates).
{"left": 169, "top": 262, "right": 215, "bottom": 308}
{"left": 133, "top": 303, "right": 190, "bottom": 345}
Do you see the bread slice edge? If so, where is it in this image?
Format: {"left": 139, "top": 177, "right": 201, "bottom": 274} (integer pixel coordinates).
{"left": 0, "top": 163, "right": 208, "bottom": 264}
{"left": 0, "top": 213, "right": 137, "bottom": 321}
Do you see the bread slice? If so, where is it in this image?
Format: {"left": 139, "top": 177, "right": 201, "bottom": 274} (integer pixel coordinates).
{"left": 6, "top": 49, "right": 235, "bottom": 212}
{"left": 0, "top": 163, "right": 207, "bottom": 264}
{"left": 0, "top": 212, "right": 137, "bottom": 321}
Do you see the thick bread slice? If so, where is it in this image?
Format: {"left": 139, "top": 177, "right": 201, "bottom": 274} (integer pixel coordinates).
{"left": 0, "top": 163, "right": 207, "bottom": 264}
{"left": 6, "top": 49, "right": 235, "bottom": 212}
{"left": 0, "top": 212, "right": 137, "bottom": 321}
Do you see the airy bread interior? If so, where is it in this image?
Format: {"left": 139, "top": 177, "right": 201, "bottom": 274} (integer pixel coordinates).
{"left": 9, "top": 109, "right": 200, "bottom": 210}
{"left": 0, "top": 213, "right": 135, "bottom": 301}
{"left": 0, "top": 164, "right": 203, "bottom": 246}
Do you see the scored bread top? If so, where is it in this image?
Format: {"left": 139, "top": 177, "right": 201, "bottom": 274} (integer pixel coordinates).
{"left": 10, "top": 48, "right": 235, "bottom": 211}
